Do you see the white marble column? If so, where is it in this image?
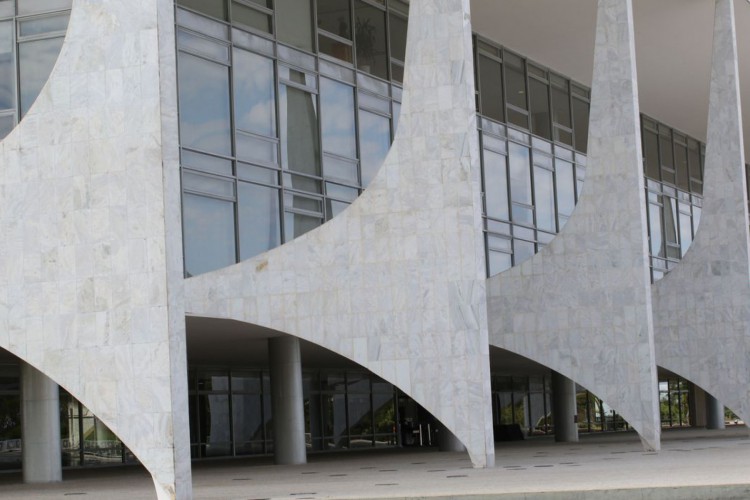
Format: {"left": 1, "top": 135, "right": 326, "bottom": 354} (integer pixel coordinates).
{"left": 487, "top": 0, "right": 661, "bottom": 452}
{"left": 652, "top": 0, "right": 750, "bottom": 428}
{"left": 551, "top": 372, "right": 579, "bottom": 443}
{"left": 21, "top": 363, "right": 61, "bottom": 484}
{"left": 268, "top": 337, "right": 307, "bottom": 465}
{"left": 706, "top": 394, "right": 726, "bottom": 430}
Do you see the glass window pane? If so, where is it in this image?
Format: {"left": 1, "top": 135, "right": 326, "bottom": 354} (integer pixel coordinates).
{"left": 0, "top": 20, "right": 13, "bottom": 111}
{"left": 232, "top": 1, "right": 271, "bottom": 33}
{"left": 509, "top": 143, "right": 532, "bottom": 205}
{"left": 275, "top": 0, "right": 313, "bottom": 51}
{"left": 183, "top": 193, "right": 236, "bottom": 277}
{"left": 679, "top": 209, "right": 692, "bottom": 257}
{"left": 649, "top": 199, "right": 664, "bottom": 258}
{"left": 238, "top": 182, "right": 280, "bottom": 260}
{"left": 478, "top": 54, "right": 503, "bottom": 123}
{"left": 513, "top": 239, "right": 535, "bottom": 266}
{"left": 321, "top": 78, "right": 356, "bottom": 158}
{"left": 17, "top": 0, "right": 71, "bottom": 16}
{"left": 556, "top": 160, "right": 575, "bottom": 219}
{"left": 529, "top": 78, "right": 550, "bottom": 140}
{"left": 284, "top": 211, "right": 322, "bottom": 241}
{"left": 534, "top": 167, "right": 555, "bottom": 232}
{"left": 0, "top": 113, "right": 13, "bottom": 140}
{"left": 504, "top": 52, "right": 527, "bottom": 110}
{"left": 389, "top": 12, "right": 407, "bottom": 62}
{"left": 551, "top": 83, "right": 571, "bottom": 128}
{"left": 347, "top": 393, "right": 372, "bottom": 447}
{"left": 643, "top": 128, "right": 660, "bottom": 180}
{"left": 664, "top": 196, "right": 678, "bottom": 245}
{"left": 0, "top": 1, "right": 13, "bottom": 17}
{"left": 483, "top": 149, "right": 509, "bottom": 220}
{"left": 317, "top": 0, "right": 351, "bottom": 39}
{"left": 318, "top": 34, "right": 353, "bottom": 63}
{"left": 18, "top": 37, "right": 64, "bottom": 117}
{"left": 177, "top": 53, "right": 232, "bottom": 155}
{"left": 18, "top": 13, "right": 69, "bottom": 37}
{"left": 675, "top": 143, "right": 689, "bottom": 191}
{"left": 358, "top": 109, "right": 390, "bottom": 187}
{"left": 233, "top": 49, "right": 275, "bottom": 137}
{"left": 177, "top": 0, "right": 226, "bottom": 20}
{"left": 232, "top": 394, "right": 264, "bottom": 455}
{"left": 488, "top": 249, "right": 511, "bottom": 276}
{"left": 354, "top": 0, "right": 388, "bottom": 80}
{"left": 198, "top": 394, "right": 231, "bottom": 457}
{"left": 572, "top": 98, "right": 589, "bottom": 153}
{"left": 280, "top": 84, "right": 321, "bottom": 177}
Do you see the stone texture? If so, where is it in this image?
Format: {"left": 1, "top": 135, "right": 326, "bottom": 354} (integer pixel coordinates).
{"left": 0, "top": 1, "right": 192, "bottom": 497}
{"left": 21, "top": 363, "right": 61, "bottom": 483}
{"left": 184, "top": 0, "right": 496, "bottom": 467}
{"left": 486, "top": 0, "right": 661, "bottom": 451}
{"left": 652, "top": 0, "right": 750, "bottom": 427}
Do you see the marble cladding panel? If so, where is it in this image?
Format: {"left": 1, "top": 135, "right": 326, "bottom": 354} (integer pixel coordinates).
{"left": 486, "top": 0, "right": 661, "bottom": 451}
{"left": 184, "top": 0, "right": 496, "bottom": 467}
{"left": 652, "top": 0, "right": 750, "bottom": 424}
{"left": 0, "top": 0, "right": 190, "bottom": 498}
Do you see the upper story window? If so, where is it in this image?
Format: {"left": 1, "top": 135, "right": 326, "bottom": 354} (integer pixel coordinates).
{"left": 0, "top": 0, "right": 71, "bottom": 140}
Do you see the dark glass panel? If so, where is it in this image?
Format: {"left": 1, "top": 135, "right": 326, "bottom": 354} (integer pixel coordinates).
{"left": 508, "top": 143, "right": 532, "bottom": 205}
{"left": 238, "top": 182, "right": 281, "bottom": 260}
{"left": 177, "top": 0, "right": 226, "bottom": 20}
{"left": 17, "top": 0, "right": 71, "bottom": 15}
{"left": 280, "top": 84, "right": 321, "bottom": 177}
{"left": 674, "top": 142, "right": 689, "bottom": 191}
{"left": 322, "top": 393, "right": 348, "bottom": 448}
{"left": 528, "top": 78, "right": 550, "bottom": 140}
{"left": 177, "top": 53, "right": 232, "bottom": 155}
{"left": 389, "top": 11, "right": 407, "bottom": 62}
{"left": 534, "top": 166, "right": 555, "bottom": 232}
{"left": 318, "top": 0, "right": 351, "bottom": 39}
{"left": 373, "top": 392, "right": 395, "bottom": 435}
{"left": 232, "top": 394, "right": 264, "bottom": 455}
{"left": 572, "top": 98, "right": 589, "bottom": 153}
{"left": 648, "top": 196, "right": 664, "bottom": 258}
{"left": 232, "top": 1, "right": 271, "bottom": 33}
{"left": 233, "top": 49, "right": 275, "bottom": 137}
{"left": 483, "top": 148, "right": 509, "bottom": 220}
{"left": 318, "top": 34, "right": 353, "bottom": 63}
{"left": 321, "top": 78, "right": 357, "bottom": 158}
{"left": 0, "top": 20, "right": 13, "bottom": 111}
{"left": 59, "top": 393, "right": 80, "bottom": 467}
{"left": 347, "top": 393, "right": 373, "bottom": 447}
{"left": 551, "top": 81, "right": 571, "bottom": 128}
{"left": 198, "top": 394, "right": 231, "bottom": 457}
{"left": 354, "top": 0, "right": 388, "bottom": 80}
{"left": 507, "top": 107, "right": 528, "bottom": 130}
{"left": 183, "top": 193, "right": 236, "bottom": 276}
{"left": 358, "top": 109, "right": 390, "bottom": 187}
{"left": 504, "top": 52, "right": 526, "bottom": 110}
{"left": 276, "top": 0, "right": 313, "bottom": 51}
{"left": 478, "top": 54, "right": 503, "bottom": 123}
{"left": 643, "top": 128, "right": 660, "bottom": 180}
{"left": 18, "top": 37, "right": 64, "bottom": 118}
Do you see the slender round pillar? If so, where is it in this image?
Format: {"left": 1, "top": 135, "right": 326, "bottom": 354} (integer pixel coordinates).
{"left": 551, "top": 371, "right": 579, "bottom": 443}
{"left": 268, "top": 336, "right": 307, "bottom": 465}
{"left": 21, "top": 362, "right": 62, "bottom": 483}
{"left": 705, "top": 394, "right": 726, "bottom": 430}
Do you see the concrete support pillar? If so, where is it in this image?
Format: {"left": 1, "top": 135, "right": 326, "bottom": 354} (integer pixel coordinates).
{"left": 21, "top": 363, "right": 62, "bottom": 484}
{"left": 551, "top": 371, "right": 579, "bottom": 443}
{"left": 268, "top": 336, "right": 306, "bottom": 465}
{"left": 691, "top": 385, "right": 707, "bottom": 428}
{"left": 705, "top": 394, "right": 726, "bottom": 430}
{"left": 438, "top": 425, "right": 466, "bottom": 453}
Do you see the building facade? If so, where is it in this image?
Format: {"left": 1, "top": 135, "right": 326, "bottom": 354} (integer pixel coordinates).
{"left": 0, "top": 0, "right": 748, "bottom": 498}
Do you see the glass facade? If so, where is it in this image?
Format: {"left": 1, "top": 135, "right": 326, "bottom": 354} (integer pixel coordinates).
{"left": 188, "top": 368, "right": 397, "bottom": 458}
{"left": 175, "top": 0, "right": 407, "bottom": 277}
{"left": 475, "top": 36, "right": 706, "bottom": 283}
{"left": 491, "top": 374, "right": 552, "bottom": 436}
{"left": 0, "top": 0, "right": 71, "bottom": 141}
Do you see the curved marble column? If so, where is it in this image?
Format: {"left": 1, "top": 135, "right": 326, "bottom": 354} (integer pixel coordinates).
{"left": 0, "top": 1, "right": 192, "bottom": 498}
{"left": 652, "top": 0, "right": 750, "bottom": 426}
{"left": 486, "top": 0, "right": 661, "bottom": 450}
{"left": 184, "top": 0, "right": 496, "bottom": 467}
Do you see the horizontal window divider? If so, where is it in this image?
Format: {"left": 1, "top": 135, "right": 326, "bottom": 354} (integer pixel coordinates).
{"left": 317, "top": 28, "right": 353, "bottom": 46}
{"left": 279, "top": 78, "right": 318, "bottom": 93}
{"left": 182, "top": 188, "right": 236, "bottom": 202}
{"left": 232, "top": 0, "right": 273, "bottom": 16}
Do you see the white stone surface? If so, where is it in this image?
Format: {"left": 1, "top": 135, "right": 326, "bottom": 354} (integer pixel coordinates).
{"left": 652, "top": 0, "right": 750, "bottom": 426}
{"left": 0, "top": 1, "right": 192, "bottom": 497}
{"left": 486, "top": 0, "right": 661, "bottom": 450}
{"left": 21, "top": 363, "right": 61, "bottom": 483}
{"left": 184, "top": 0, "right": 496, "bottom": 467}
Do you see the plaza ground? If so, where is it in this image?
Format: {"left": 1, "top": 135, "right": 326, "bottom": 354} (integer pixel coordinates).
{"left": 0, "top": 427, "right": 749, "bottom": 499}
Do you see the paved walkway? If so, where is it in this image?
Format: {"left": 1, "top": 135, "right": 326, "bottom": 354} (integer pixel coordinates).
{"left": 1, "top": 427, "right": 749, "bottom": 499}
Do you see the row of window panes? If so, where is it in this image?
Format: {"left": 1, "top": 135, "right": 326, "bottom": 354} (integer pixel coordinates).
{"left": 659, "top": 377, "right": 691, "bottom": 428}
{"left": 0, "top": 0, "right": 70, "bottom": 140}
{"left": 642, "top": 116, "right": 704, "bottom": 194}
{"left": 576, "top": 389, "right": 629, "bottom": 433}
{"left": 491, "top": 375, "right": 552, "bottom": 436}
{"left": 176, "top": 0, "right": 408, "bottom": 83}
{"left": 475, "top": 36, "right": 590, "bottom": 154}
{"left": 188, "top": 368, "right": 397, "bottom": 458}
{"left": 176, "top": 6, "right": 402, "bottom": 277}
